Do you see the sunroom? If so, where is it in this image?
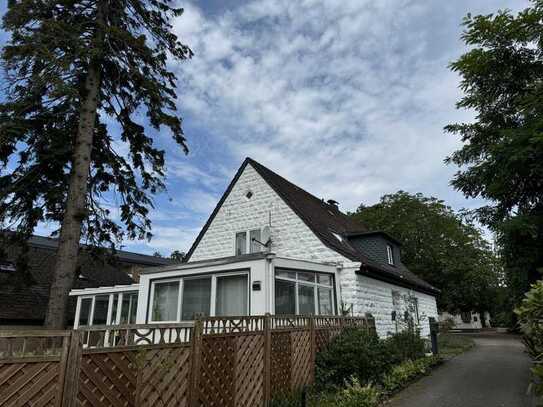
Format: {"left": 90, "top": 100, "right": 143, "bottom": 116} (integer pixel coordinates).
{"left": 69, "top": 253, "right": 341, "bottom": 328}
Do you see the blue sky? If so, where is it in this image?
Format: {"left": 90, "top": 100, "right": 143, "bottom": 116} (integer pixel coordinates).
{"left": 0, "top": 0, "right": 529, "bottom": 255}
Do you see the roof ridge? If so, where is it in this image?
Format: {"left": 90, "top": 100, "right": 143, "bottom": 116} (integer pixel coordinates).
{"left": 245, "top": 157, "right": 331, "bottom": 207}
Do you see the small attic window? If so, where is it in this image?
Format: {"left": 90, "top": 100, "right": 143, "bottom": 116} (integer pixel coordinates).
{"left": 0, "top": 261, "right": 15, "bottom": 273}
{"left": 386, "top": 245, "right": 395, "bottom": 265}
{"left": 245, "top": 190, "right": 253, "bottom": 200}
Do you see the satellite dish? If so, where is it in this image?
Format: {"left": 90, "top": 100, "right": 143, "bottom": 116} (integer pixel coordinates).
{"left": 261, "top": 226, "right": 271, "bottom": 246}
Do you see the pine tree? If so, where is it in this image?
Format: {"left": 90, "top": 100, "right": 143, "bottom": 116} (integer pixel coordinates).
{"left": 0, "top": 0, "right": 192, "bottom": 328}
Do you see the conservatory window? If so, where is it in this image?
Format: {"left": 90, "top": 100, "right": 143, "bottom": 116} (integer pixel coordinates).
{"left": 274, "top": 269, "right": 335, "bottom": 315}
{"left": 215, "top": 275, "right": 248, "bottom": 316}
{"left": 151, "top": 280, "right": 180, "bottom": 322}
{"left": 78, "top": 298, "right": 93, "bottom": 327}
{"left": 181, "top": 277, "right": 211, "bottom": 320}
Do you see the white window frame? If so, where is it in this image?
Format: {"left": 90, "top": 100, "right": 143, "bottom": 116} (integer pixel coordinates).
{"left": 387, "top": 244, "right": 394, "bottom": 265}
{"left": 149, "top": 278, "right": 183, "bottom": 323}
{"left": 148, "top": 271, "right": 250, "bottom": 323}
{"left": 274, "top": 269, "right": 336, "bottom": 315}
{"left": 234, "top": 228, "right": 263, "bottom": 256}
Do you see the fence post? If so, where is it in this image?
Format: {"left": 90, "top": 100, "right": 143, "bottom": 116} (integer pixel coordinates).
{"left": 429, "top": 317, "right": 439, "bottom": 355}
{"left": 189, "top": 318, "right": 204, "bottom": 407}
{"left": 263, "top": 313, "right": 272, "bottom": 405}
{"left": 61, "top": 330, "right": 82, "bottom": 407}
{"left": 365, "top": 313, "right": 376, "bottom": 335}
{"left": 309, "top": 315, "right": 316, "bottom": 384}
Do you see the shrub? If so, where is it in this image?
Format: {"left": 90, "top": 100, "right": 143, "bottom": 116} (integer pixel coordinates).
{"left": 334, "top": 378, "right": 380, "bottom": 407}
{"left": 383, "top": 327, "right": 426, "bottom": 365}
{"left": 382, "top": 356, "right": 442, "bottom": 394}
{"left": 515, "top": 280, "right": 543, "bottom": 397}
{"left": 315, "top": 328, "right": 389, "bottom": 389}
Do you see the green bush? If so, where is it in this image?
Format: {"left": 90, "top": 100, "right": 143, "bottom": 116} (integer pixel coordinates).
{"left": 382, "top": 356, "right": 442, "bottom": 394}
{"left": 334, "top": 378, "right": 380, "bottom": 407}
{"left": 515, "top": 280, "right": 543, "bottom": 397}
{"left": 315, "top": 328, "right": 389, "bottom": 389}
{"left": 383, "top": 327, "right": 427, "bottom": 365}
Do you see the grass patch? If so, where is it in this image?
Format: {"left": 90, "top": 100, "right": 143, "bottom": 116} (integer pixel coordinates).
{"left": 438, "top": 334, "right": 475, "bottom": 357}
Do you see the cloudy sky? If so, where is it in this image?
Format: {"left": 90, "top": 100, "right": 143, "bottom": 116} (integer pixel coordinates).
{"left": 0, "top": 0, "right": 529, "bottom": 255}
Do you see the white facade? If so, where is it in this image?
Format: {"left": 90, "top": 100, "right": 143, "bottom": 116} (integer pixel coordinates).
{"left": 189, "top": 162, "right": 438, "bottom": 337}
{"left": 70, "top": 161, "right": 439, "bottom": 338}
{"left": 439, "top": 311, "right": 491, "bottom": 330}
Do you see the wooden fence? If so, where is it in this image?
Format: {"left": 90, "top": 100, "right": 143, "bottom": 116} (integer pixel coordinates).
{"left": 0, "top": 315, "right": 375, "bottom": 407}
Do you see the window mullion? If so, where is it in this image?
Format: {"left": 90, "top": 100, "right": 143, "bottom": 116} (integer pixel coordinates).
{"left": 177, "top": 279, "right": 183, "bottom": 321}
{"left": 313, "top": 283, "right": 318, "bottom": 315}
{"left": 90, "top": 296, "right": 96, "bottom": 326}
{"left": 295, "top": 281, "right": 299, "bottom": 314}
{"left": 210, "top": 275, "right": 217, "bottom": 316}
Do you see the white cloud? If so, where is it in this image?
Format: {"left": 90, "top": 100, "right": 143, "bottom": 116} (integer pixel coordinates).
{"left": 172, "top": 0, "right": 529, "bottom": 216}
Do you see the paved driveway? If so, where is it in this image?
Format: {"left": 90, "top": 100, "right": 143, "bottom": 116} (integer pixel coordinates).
{"left": 387, "top": 332, "right": 534, "bottom": 407}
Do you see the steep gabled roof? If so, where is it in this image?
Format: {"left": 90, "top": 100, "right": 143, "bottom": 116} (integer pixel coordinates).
{"left": 185, "top": 157, "right": 438, "bottom": 295}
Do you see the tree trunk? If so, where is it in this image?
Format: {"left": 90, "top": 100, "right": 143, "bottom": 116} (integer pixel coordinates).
{"left": 44, "top": 3, "right": 105, "bottom": 329}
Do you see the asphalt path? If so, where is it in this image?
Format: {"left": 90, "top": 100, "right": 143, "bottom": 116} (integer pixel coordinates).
{"left": 387, "top": 332, "right": 534, "bottom": 407}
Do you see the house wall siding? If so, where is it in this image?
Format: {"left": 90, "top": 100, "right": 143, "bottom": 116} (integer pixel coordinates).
{"left": 339, "top": 267, "right": 438, "bottom": 337}
{"left": 348, "top": 235, "right": 401, "bottom": 265}
{"left": 189, "top": 163, "right": 438, "bottom": 337}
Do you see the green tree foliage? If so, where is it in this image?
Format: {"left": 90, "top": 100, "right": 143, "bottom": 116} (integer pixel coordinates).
{"left": 446, "top": 2, "right": 543, "bottom": 308}
{"left": 352, "top": 191, "right": 501, "bottom": 313}
{"left": 0, "top": 0, "right": 192, "bottom": 327}
{"left": 515, "top": 280, "right": 543, "bottom": 396}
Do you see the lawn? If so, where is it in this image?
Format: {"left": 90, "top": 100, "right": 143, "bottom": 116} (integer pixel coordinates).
{"left": 438, "top": 334, "right": 475, "bottom": 357}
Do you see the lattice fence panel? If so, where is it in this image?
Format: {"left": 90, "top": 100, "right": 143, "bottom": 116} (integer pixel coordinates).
{"left": 315, "top": 328, "right": 342, "bottom": 353}
{"left": 138, "top": 346, "right": 191, "bottom": 407}
{"left": 290, "top": 331, "right": 312, "bottom": 390}
{"left": 234, "top": 334, "right": 264, "bottom": 407}
{"left": 198, "top": 336, "right": 235, "bottom": 406}
{"left": 0, "top": 360, "right": 61, "bottom": 406}
{"left": 78, "top": 351, "right": 137, "bottom": 407}
{"left": 270, "top": 332, "right": 291, "bottom": 396}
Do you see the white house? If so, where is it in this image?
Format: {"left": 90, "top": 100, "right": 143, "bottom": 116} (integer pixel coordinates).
{"left": 70, "top": 158, "right": 439, "bottom": 337}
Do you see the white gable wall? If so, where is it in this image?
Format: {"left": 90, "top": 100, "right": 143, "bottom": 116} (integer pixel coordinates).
{"left": 189, "top": 163, "right": 438, "bottom": 337}
{"left": 190, "top": 163, "right": 353, "bottom": 265}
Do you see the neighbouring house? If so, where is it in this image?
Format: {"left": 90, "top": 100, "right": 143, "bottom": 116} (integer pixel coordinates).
{"left": 439, "top": 311, "right": 491, "bottom": 331}
{"left": 0, "top": 234, "right": 175, "bottom": 328}
{"left": 70, "top": 158, "right": 439, "bottom": 337}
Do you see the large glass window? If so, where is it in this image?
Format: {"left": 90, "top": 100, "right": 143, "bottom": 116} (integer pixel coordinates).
{"left": 78, "top": 298, "right": 93, "bottom": 326}
{"left": 93, "top": 295, "right": 110, "bottom": 325}
{"left": 152, "top": 281, "right": 180, "bottom": 322}
{"left": 181, "top": 278, "right": 211, "bottom": 320}
{"left": 298, "top": 285, "right": 315, "bottom": 314}
{"left": 120, "top": 292, "right": 138, "bottom": 324}
{"left": 274, "top": 269, "right": 335, "bottom": 315}
{"left": 216, "top": 275, "right": 248, "bottom": 316}
{"left": 275, "top": 279, "right": 296, "bottom": 314}
{"left": 318, "top": 287, "right": 334, "bottom": 315}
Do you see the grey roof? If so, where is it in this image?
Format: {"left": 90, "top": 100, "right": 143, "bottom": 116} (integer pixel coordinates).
{"left": 0, "top": 234, "right": 175, "bottom": 324}
{"left": 27, "top": 235, "right": 175, "bottom": 266}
